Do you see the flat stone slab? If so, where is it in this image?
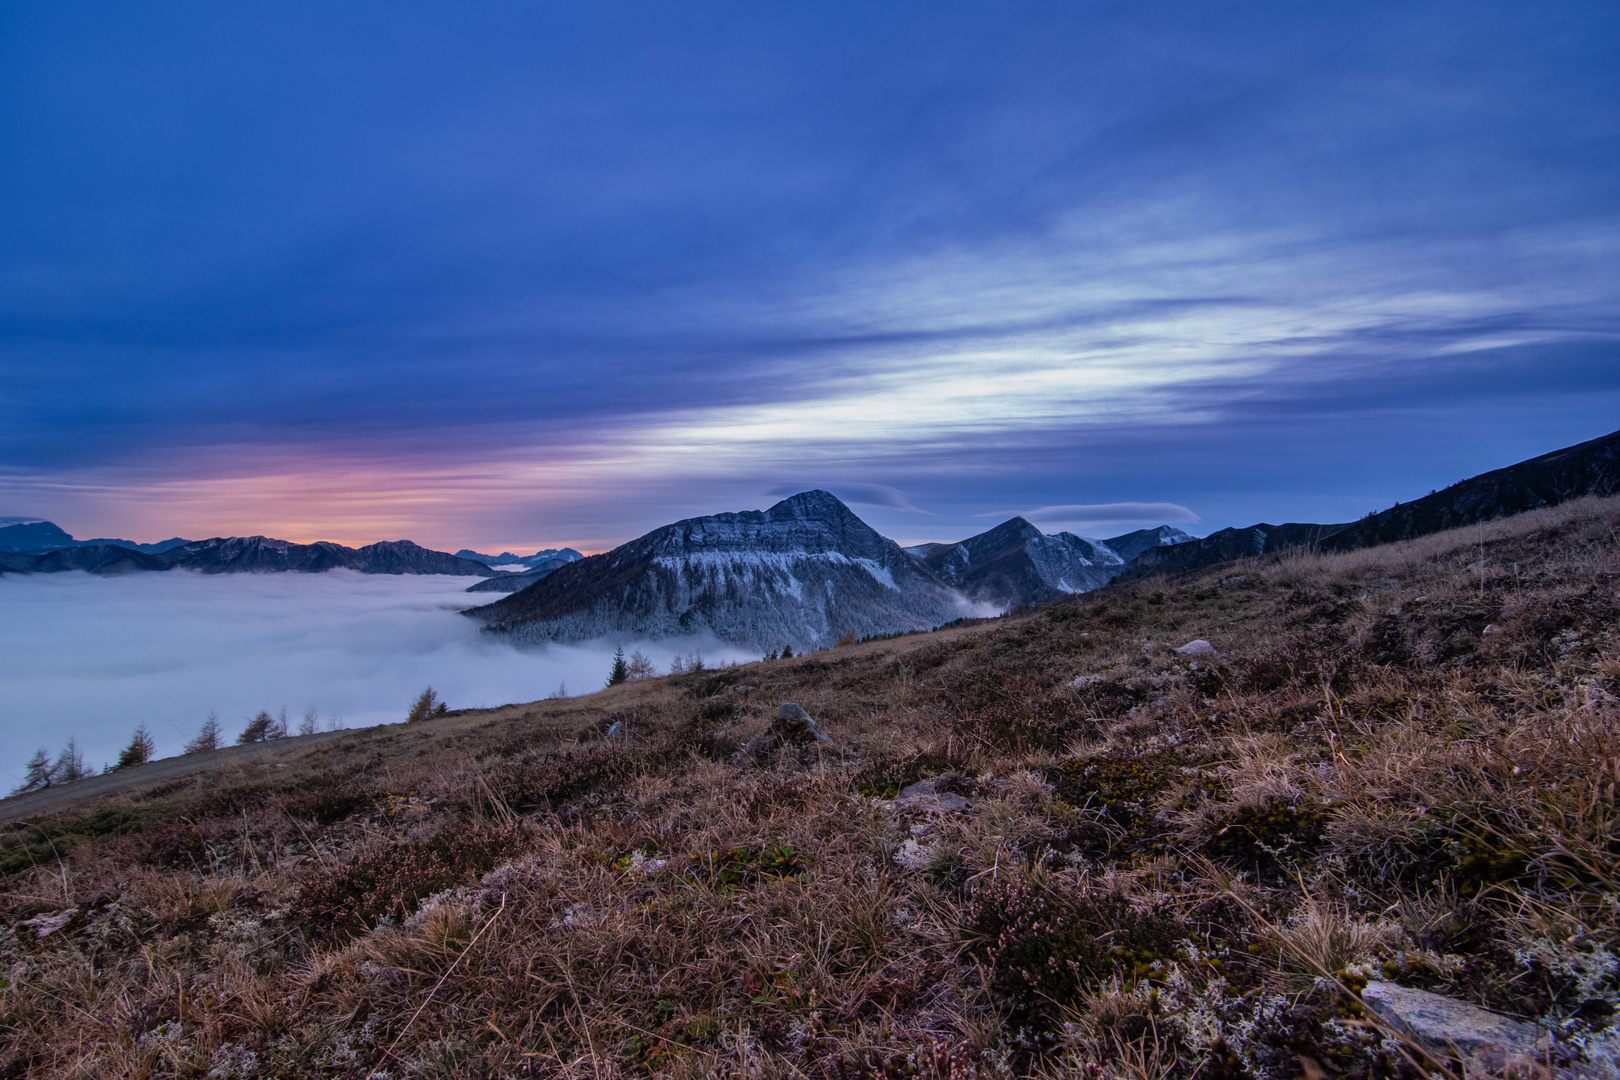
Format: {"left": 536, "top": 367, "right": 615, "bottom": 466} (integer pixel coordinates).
{"left": 894, "top": 779, "right": 969, "bottom": 812}
{"left": 1362, "top": 981, "right": 1545, "bottom": 1058}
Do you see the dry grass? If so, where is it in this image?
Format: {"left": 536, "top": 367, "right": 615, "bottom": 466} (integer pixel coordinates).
{"left": 2, "top": 496, "right": 1619, "bottom": 1078}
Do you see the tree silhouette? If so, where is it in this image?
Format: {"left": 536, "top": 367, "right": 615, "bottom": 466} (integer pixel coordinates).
{"left": 607, "top": 647, "right": 629, "bottom": 686}
{"left": 406, "top": 687, "right": 447, "bottom": 723}
{"left": 625, "top": 650, "right": 658, "bottom": 680}
{"left": 238, "top": 711, "right": 275, "bottom": 744}
{"left": 54, "top": 738, "right": 87, "bottom": 782}
{"left": 115, "top": 724, "right": 155, "bottom": 769}
{"left": 185, "top": 712, "right": 222, "bottom": 754}
{"left": 13, "top": 749, "right": 54, "bottom": 794}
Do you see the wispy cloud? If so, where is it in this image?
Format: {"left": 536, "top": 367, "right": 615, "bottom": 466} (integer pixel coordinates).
{"left": 1, "top": 5, "right": 1615, "bottom": 547}
{"left": 765, "top": 483, "right": 928, "bottom": 513}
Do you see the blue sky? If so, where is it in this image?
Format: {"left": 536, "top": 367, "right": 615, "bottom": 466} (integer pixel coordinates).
{"left": 2, "top": 1, "right": 1617, "bottom": 551}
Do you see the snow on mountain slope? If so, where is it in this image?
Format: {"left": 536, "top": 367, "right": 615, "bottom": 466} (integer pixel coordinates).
{"left": 466, "top": 491, "right": 969, "bottom": 650}
{"left": 922, "top": 517, "right": 1129, "bottom": 608}
{"left": 1099, "top": 525, "right": 1197, "bottom": 563}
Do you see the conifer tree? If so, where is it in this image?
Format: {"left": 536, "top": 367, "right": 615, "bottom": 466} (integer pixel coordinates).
{"left": 406, "top": 687, "right": 444, "bottom": 723}
{"left": 185, "top": 712, "right": 222, "bottom": 754}
{"left": 607, "top": 647, "right": 629, "bottom": 686}
{"left": 54, "top": 738, "right": 87, "bottom": 782}
{"left": 780, "top": 644, "right": 793, "bottom": 659}
{"left": 13, "top": 749, "right": 54, "bottom": 794}
{"left": 115, "top": 724, "right": 155, "bottom": 769}
{"left": 238, "top": 711, "right": 275, "bottom": 744}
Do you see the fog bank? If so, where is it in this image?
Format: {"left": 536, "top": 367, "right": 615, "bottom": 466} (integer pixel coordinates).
{"left": 0, "top": 570, "right": 752, "bottom": 790}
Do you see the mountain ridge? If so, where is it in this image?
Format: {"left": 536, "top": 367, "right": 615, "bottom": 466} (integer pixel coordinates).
{"left": 0, "top": 533, "right": 497, "bottom": 578}
{"left": 919, "top": 517, "right": 1129, "bottom": 608}
{"left": 1123, "top": 427, "right": 1620, "bottom": 579}
{"left": 468, "top": 490, "right": 969, "bottom": 649}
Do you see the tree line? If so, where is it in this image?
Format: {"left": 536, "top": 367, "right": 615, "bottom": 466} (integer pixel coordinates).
{"left": 9, "top": 706, "right": 342, "bottom": 796}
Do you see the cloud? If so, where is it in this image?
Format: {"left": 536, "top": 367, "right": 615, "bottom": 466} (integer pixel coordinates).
{"left": 2, "top": 5, "right": 1617, "bottom": 545}
{"left": 1020, "top": 502, "right": 1202, "bottom": 530}
{"left": 0, "top": 571, "right": 755, "bottom": 789}
{"left": 765, "top": 483, "right": 927, "bottom": 513}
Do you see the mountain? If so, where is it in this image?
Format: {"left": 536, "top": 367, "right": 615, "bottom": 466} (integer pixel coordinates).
{"left": 1123, "top": 427, "right": 1620, "bottom": 580}
{"left": 455, "top": 547, "right": 585, "bottom": 569}
{"left": 0, "top": 521, "right": 77, "bottom": 552}
{"left": 463, "top": 555, "right": 579, "bottom": 593}
{"left": 0, "top": 545, "right": 170, "bottom": 575}
{"left": 1098, "top": 525, "right": 1197, "bottom": 563}
{"left": 467, "top": 490, "right": 967, "bottom": 649}
{"left": 919, "top": 517, "right": 1127, "bottom": 608}
{"left": 0, "top": 535, "right": 497, "bottom": 578}
{"left": 1122, "top": 522, "right": 1348, "bottom": 578}
{"left": 1317, "top": 427, "right": 1620, "bottom": 551}
{"left": 0, "top": 520, "right": 191, "bottom": 554}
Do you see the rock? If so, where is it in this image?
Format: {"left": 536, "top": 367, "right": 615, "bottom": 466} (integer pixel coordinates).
{"left": 604, "top": 721, "right": 625, "bottom": 740}
{"left": 1073, "top": 674, "right": 1107, "bottom": 688}
{"left": 734, "top": 731, "right": 780, "bottom": 762}
{"left": 1361, "top": 981, "right": 1545, "bottom": 1060}
{"left": 729, "top": 704, "right": 832, "bottom": 764}
{"left": 894, "top": 778, "right": 969, "bottom": 812}
{"left": 1483, "top": 624, "right": 1505, "bottom": 635}
{"left": 1175, "top": 639, "right": 1218, "bottom": 656}
{"left": 19, "top": 908, "right": 77, "bottom": 939}
{"left": 774, "top": 703, "right": 830, "bottom": 744}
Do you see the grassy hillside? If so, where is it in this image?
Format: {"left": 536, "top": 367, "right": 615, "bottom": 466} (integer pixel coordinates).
{"left": 3, "top": 498, "right": 1619, "bottom": 1079}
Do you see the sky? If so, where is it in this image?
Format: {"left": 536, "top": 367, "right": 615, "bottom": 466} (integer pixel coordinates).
{"left": 2, "top": 1, "right": 1617, "bottom": 551}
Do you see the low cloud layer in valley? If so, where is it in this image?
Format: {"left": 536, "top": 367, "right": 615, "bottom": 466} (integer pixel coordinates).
{"left": 0, "top": 570, "right": 752, "bottom": 790}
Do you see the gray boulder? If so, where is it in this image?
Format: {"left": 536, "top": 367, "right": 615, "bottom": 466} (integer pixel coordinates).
{"left": 1175, "top": 639, "right": 1218, "bottom": 656}
{"left": 1361, "top": 981, "right": 1547, "bottom": 1062}
{"left": 775, "top": 703, "right": 830, "bottom": 744}
{"left": 730, "top": 703, "right": 832, "bottom": 764}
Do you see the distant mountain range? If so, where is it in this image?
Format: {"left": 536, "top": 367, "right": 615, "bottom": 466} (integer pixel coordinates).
{"left": 456, "top": 547, "right": 587, "bottom": 593}
{"left": 455, "top": 547, "right": 585, "bottom": 570}
{"left": 468, "top": 428, "right": 1620, "bottom": 650}
{"left": 0, "top": 520, "right": 190, "bottom": 555}
{"left": 466, "top": 492, "right": 1197, "bottom": 649}
{"left": 910, "top": 521, "right": 1195, "bottom": 608}
{"left": 10, "top": 428, "right": 1615, "bottom": 646}
{"left": 0, "top": 528, "right": 498, "bottom": 578}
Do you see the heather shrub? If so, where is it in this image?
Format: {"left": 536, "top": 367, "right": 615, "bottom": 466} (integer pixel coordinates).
{"left": 293, "top": 823, "right": 525, "bottom": 939}
{"left": 970, "top": 878, "right": 1185, "bottom": 1023}
{"left": 1203, "top": 795, "right": 1334, "bottom": 874}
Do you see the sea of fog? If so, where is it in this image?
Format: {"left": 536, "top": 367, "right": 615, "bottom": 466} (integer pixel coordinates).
{"left": 0, "top": 570, "right": 754, "bottom": 790}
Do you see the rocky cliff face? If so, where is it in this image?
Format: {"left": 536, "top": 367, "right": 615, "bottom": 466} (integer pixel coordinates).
{"left": 467, "top": 491, "right": 968, "bottom": 649}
